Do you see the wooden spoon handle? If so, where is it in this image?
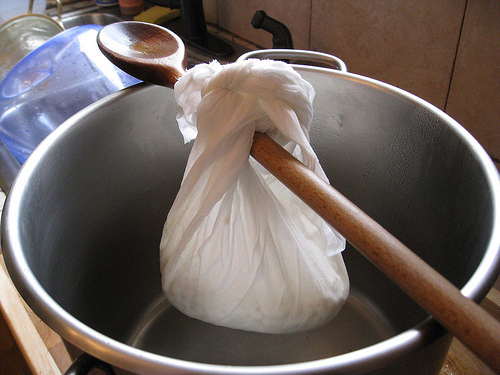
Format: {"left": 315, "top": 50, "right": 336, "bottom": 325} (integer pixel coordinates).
{"left": 250, "top": 131, "right": 500, "bottom": 373}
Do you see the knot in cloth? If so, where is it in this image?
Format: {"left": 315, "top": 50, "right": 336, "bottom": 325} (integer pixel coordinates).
{"left": 160, "top": 59, "right": 349, "bottom": 334}
{"left": 201, "top": 60, "right": 314, "bottom": 128}
{"left": 175, "top": 59, "right": 314, "bottom": 147}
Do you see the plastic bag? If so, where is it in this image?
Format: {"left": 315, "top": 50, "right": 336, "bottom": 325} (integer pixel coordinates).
{"left": 160, "top": 59, "right": 349, "bottom": 333}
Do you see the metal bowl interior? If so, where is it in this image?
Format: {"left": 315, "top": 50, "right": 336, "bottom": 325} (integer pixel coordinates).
{"left": 2, "top": 67, "right": 500, "bottom": 374}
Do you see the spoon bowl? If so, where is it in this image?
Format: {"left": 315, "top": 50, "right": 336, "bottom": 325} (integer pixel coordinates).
{"left": 97, "top": 21, "right": 187, "bottom": 89}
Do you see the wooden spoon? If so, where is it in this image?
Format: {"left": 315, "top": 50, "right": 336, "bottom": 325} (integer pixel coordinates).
{"left": 97, "top": 21, "right": 186, "bottom": 89}
{"left": 97, "top": 21, "right": 500, "bottom": 372}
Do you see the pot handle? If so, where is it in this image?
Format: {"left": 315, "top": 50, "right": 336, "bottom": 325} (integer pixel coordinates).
{"left": 236, "top": 49, "right": 348, "bottom": 72}
{"left": 65, "top": 353, "right": 116, "bottom": 375}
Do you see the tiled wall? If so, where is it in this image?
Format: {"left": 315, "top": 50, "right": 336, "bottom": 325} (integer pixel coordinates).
{"left": 445, "top": 0, "right": 500, "bottom": 165}
{"left": 309, "top": 0, "right": 465, "bottom": 110}
{"left": 204, "top": 0, "right": 500, "bottom": 168}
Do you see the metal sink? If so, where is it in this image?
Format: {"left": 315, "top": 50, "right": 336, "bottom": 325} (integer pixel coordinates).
{"left": 61, "top": 12, "right": 122, "bottom": 28}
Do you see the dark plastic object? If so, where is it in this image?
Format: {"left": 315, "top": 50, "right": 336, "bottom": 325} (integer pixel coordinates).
{"left": 148, "top": 0, "right": 234, "bottom": 57}
{"left": 65, "top": 353, "right": 115, "bottom": 375}
{"left": 252, "top": 10, "right": 294, "bottom": 49}
{"left": 180, "top": 0, "right": 206, "bottom": 40}
{"left": 179, "top": 0, "right": 234, "bottom": 57}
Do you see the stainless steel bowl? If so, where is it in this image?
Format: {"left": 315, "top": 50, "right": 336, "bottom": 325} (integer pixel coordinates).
{"left": 2, "top": 64, "right": 500, "bottom": 374}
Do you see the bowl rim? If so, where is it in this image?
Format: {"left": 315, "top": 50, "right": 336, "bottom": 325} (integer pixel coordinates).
{"left": 2, "top": 67, "right": 500, "bottom": 374}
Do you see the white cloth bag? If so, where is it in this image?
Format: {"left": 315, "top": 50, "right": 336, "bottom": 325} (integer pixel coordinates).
{"left": 160, "top": 59, "right": 349, "bottom": 333}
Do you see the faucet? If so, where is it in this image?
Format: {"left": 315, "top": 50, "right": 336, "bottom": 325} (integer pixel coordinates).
{"left": 251, "top": 10, "right": 293, "bottom": 49}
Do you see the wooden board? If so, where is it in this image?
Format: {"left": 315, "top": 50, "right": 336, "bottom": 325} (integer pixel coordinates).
{"left": 0, "top": 255, "right": 63, "bottom": 374}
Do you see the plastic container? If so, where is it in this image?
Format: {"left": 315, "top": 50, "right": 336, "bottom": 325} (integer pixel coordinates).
{"left": 0, "top": 25, "right": 141, "bottom": 163}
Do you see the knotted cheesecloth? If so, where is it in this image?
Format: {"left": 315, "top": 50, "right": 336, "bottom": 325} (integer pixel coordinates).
{"left": 160, "top": 59, "right": 349, "bottom": 333}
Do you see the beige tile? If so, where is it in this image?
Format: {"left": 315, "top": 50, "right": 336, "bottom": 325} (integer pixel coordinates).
{"left": 310, "top": 0, "right": 466, "bottom": 109}
{"left": 217, "top": 0, "right": 311, "bottom": 49}
{"left": 217, "top": 0, "right": 263, "bottom": 45}
{"left": 203, "top": 0, "right": 218, "bottom": 24}
{"left": 445, "top": 0, "right": 500, "bottom": 165}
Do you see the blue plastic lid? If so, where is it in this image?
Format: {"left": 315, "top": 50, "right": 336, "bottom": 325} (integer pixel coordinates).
{"left": 0, "top": 24, "right": 141, "bottom": 163}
